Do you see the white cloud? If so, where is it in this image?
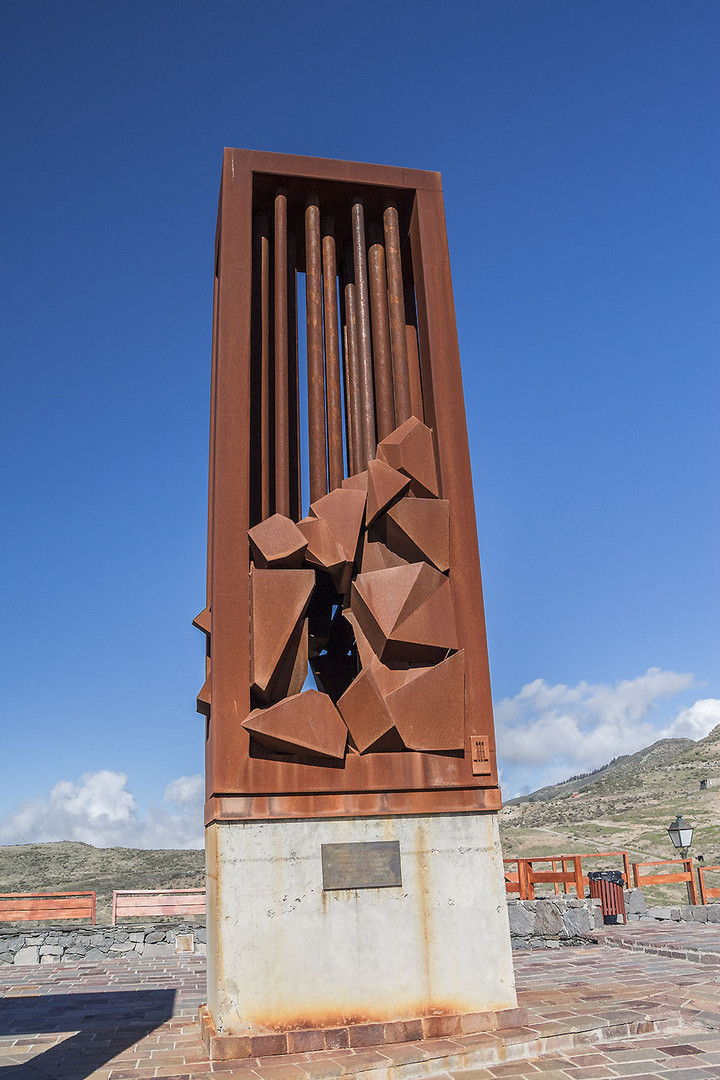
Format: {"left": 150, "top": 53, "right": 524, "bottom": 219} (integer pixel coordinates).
{"left": 494, "top": 667, "right": 720, "bottom": 795}
{"left": 164, "top": 774, "right": 204, "bottom": 810}
{"left": 664, "top": 698, "right": 720, "bottom": 740}
{"left": 0, "top": 771, "right": 204, "bottom": 849}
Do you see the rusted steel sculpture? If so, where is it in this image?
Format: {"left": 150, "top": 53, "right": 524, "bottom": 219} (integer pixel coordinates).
{"left": 197, "top": 152, "right": 516, "bottom": 1058}
{"left": 197, "top": 149, "right": 501, "bottom": 822}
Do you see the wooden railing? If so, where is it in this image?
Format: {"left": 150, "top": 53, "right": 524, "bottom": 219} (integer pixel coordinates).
{"left": 0, "top": 891, "right": 96, "bottom": 924}
{"left": 503, "top": 858, "right": 530, "bottom": 898}
{"left": 503, "top": 856, "right": 583, "bottom": 900}
{"left": 111, "top": 888, "right": 206, "bottom": 925}
{"left": 504, "top": 851, "right": 630, "bottom": 900}
{"left": 526, "top": 855, "right": 584, "bottom": 900}
{"left": 560, "top": 851, "right": 631, "bottom": 891}
{"left": 632, "top": 859, "right": 698, "bottom": 904}
{"left": 697, "top": 865, "right": 720, "bottom": 905}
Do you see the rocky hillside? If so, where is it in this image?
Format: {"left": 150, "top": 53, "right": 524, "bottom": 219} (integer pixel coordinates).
{"left": 505, "top": 738, "right": 695, "bottom": 806}
{"left": 500, "top": 725, "right": 720, "bottom": 886}
{"left": 0, "top": 842, "right": 204, "bottom": 925}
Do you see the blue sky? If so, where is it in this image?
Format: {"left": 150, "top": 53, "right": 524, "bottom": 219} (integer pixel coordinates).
{"left": 1, "top": 1, "right": 718, "bottom": 845}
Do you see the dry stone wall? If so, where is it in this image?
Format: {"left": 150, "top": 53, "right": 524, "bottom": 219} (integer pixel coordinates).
{"left": 507, "top": 898, "right": 602, "bottom": 949}
{"left": 0, "top": 923, "right": 206, "bottom": 965}
{"left": 3, "top": 901, "right": 609, "bottom": 961}
{"left": 625, "top": 887, "right": 720, "bottom": 924}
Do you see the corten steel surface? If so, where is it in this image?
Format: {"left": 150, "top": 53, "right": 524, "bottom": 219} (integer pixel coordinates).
{"left": 201, "top": 149, "right": 500, "bottom": 823}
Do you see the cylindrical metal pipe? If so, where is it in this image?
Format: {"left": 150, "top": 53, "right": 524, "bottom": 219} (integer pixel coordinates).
{"left": 305, "top": 200, "right": 327, "bottom": 503}
{"left": 258, "top": 211, "right": 272, "bottom": 520}
{"left": 351, "top": 201, "right": 376, "bottom": 467}
{"left": 367, "top": 221, "right": 394, "bottom": 441}
{"left": 322, "top": 216, "right": 344, "bottom": 490}
{"left": 341, "top": 322, "right": 354, "bottom": 475}
{"left": 383, "top": 203, "right": 412, "bottom": 425}
{"left": 343, "top": 240, "right": 362, "bottom": 477}
{"left": 274, "top": 193, "right": 290, "bottom": 516}
{"left": 287, "top": 229, "right": 301, "bottom": 521}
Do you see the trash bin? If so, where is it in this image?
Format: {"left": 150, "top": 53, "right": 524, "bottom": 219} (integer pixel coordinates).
{"left": 588, "top": 870, "right": 627, "bottom": 925}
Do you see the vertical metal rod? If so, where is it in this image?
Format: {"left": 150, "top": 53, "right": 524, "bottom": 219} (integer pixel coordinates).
{"left": 343, "top": 240, "right": 362, "bottom": 476}
{"left": 383, "top": 203, "right": 411, "bottom": 425}
{"left": 367, "top": 221, "right": 394, "bottom": 441}
{"left": 305, "top": 200, "right": 327, "bottom": 503}
{"left": 338, "top": 260, "right": 352, "bottom": 475}
{"left": 341, "top": 323, "right": 353, "bottom": 475}
{"left": 322, "top": 216, "right": 344, "bottom": 490}
{"left": 258, "top": 211, "right": 272, "bottom": 520}
{"left": 287, "top": 229, "right": 301, "bottom": 521}
{"left": 274, "top": 193, "right": 290, "bottom": 516}
{"left": 351, "top": 201, "right": 376, "bottom": 467}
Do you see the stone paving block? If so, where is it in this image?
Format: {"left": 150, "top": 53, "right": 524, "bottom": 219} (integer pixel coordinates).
{"left": 487, "top": 1064, "right": 543, "bottom": 1076}
{"left": 531, "top": 1059, "right": 585, "bottom": 1071}
{"left": 248, "top": 1064, "right": 308, "bottom": 1080}
{"left": 294, "top": 1059, "right": 347, "bottom": 1078}
{"left": 560, "top": 1069, "right": 615, "bottom": 1079}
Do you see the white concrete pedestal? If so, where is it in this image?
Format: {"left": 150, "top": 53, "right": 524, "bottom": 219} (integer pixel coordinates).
{"left": 205, "top": 811, "right": 516, "bottom": 1041}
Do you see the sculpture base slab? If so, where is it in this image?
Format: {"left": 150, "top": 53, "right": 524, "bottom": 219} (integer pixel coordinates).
{"left": 204, "top": 811, "right": 516, "bottom": 1054}
{"left": 199, "top": 1001, "right": 528, "bottom": 1061}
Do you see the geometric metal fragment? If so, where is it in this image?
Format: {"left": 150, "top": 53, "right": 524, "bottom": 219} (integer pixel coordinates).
{"left": 360, "top": 538, "right": 409, "bottom": 574}
{"left": 248, "top": 514, "right": 308, "bottom": 569}
{"left": 387, "top": 575, "right": 458, "bottom": 663}
{"left": 342, "top": 608, "right": 377, "bottom": 671}
{"left": 351, "top": 562, "right": 455, "bottom": 664}
{"left": 384, "top": 650, "right": 465, "bottom": 751}
{"left": 341, "top": 470, "right": 369, "bottom": 493}
{"left": 350, "top": 563, "right": 429, "bottom": 660}
{"left": 376, "top": 416, "right": 439, "bottom": 499}
{"left": 384, "top": 496, "right": 450, "bottom": 572}
{"left": 302, "top": 486, "right": 367, "bottom": 593}
{"left": 192, "top": 607, "right": 212, "bottom": 635}
{"left": 241, "top": 689, "right": 348, "bottom": 759}
{"left": 250, "top": 568, "right": 314, "bottom": 703}
{"left": 274, "top": 616, "right": 309, "bottom": 700}
{"left": 297, "top": 515, "right": 345, "bottom": 579}
{"left": 370, "top": 661, "right": 431, "bottom": 698}
{"left": 310, "top": 487, "right": 367, "bottom": 563}
{"left": 337, "top": 667, "right": 396, "bottom": 753}
{"left": 365, "top": 458, "right": 410, "bottom": 525}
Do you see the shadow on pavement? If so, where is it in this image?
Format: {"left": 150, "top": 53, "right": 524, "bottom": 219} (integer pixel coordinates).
{"left": 0, "top": 988, "right": 176, "bottom": 1078}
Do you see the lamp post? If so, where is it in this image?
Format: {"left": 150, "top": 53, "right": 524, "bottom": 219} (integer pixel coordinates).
{"left": 667, "top": 814, "right": 695, "bottom": 904}
{"left": 667, "top": 814, "right": 694, "bottom": 858}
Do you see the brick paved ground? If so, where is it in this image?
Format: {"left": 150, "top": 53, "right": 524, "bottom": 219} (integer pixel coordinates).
{"left": 4, "top": 926, "right": 720, "bottom": 1079}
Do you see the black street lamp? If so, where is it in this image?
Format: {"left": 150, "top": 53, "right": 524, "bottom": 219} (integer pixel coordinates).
{"left": 667, "top": 815, "right": 696, "bottom": 905}
{"left": 667, "top": 814, "right": 694, "bottom": 858}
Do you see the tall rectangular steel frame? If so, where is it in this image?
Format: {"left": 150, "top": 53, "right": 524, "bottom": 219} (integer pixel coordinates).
{"left": 202, "top": 149, "right": 501, "bottom": 824}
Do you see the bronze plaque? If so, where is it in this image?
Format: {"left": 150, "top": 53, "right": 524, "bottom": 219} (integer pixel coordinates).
{"left": 321, "top": 841, "right": 402, "bottom": 890}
